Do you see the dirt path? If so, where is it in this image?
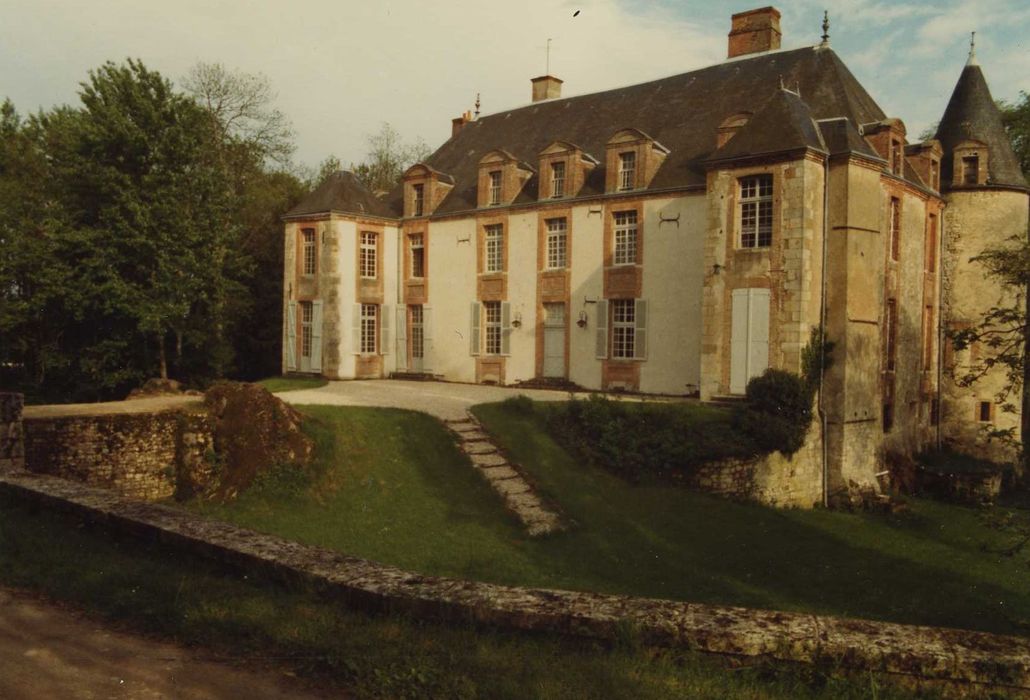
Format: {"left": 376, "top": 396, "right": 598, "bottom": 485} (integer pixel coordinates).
{"left": 0, "top": 587, "right": 334, "bottom": 700}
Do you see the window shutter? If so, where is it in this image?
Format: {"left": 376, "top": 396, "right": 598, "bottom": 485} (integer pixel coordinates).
{"left": 396, "top": 307, "right": 407, "bottom": 370}
{"left": 730, "top": 290, "right": 749, "bottom": 394}
{"left": 380, "top": 304, "right": 391, "bottom": 355}
{"left": 286, "top": 302, "right": 297, "bottom": 371}
{"left": 470, "top": 302, "right": 481, "bottom": 356}
{"left": 501, "top": 302, "right": 512, "bottom": 355}
{"left": 595, "top": 299, "right": 608, "bottom": 359}
{"left": 352, "top": 304, "right": 362, "bottom": 355}
{"left": 311, "top": 301, "right": 323, "bottom": 371}
{"left": 748, "top": 289, "right": 770, "bottom": 383}
{"left": 422, "top": 305, "right": 434, "bottom": 371}
{"left": 634, "top": 299, "right": 647, "bottom": 360}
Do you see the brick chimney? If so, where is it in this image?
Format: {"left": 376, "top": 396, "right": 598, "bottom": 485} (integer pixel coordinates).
{"left": 530, "top": 75, "right": 563, "bottom": 102}
{"left": 452, "top": 110, "right": 472, "bottom": 137}
{"left": 728, "top": 7, "right": 781, "bottom": 59}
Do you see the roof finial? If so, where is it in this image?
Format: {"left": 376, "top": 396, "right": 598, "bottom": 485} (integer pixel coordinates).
{"left": 474, "top": 92, "right": 481, "bottom": 119}
{"left": 820, "top": 10, "right": 830, "bottom": 47}
{"left": 967, "top": 31, "right": 978, "bottom": 66}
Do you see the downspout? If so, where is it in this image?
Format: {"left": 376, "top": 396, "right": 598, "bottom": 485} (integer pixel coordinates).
{"left": 820, "top": 155, "right": 830, "bottom": 508}
{"left": 936, "top": 209, "right": 945, "bottom": 452}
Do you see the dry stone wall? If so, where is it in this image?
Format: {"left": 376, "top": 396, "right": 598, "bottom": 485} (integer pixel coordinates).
{"left": 22, "top": 408, "right": 213, "bottom": 501}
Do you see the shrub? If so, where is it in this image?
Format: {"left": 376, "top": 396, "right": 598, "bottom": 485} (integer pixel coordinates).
{"left": 734, "top": 369, "right": 811, "bottom": 455}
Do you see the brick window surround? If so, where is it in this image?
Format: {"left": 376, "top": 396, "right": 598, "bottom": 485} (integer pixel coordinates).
{"left": 409, "top": 233, "right": 425, "bottom": 278}
{"left": 545, "top": 218, "right": 567, "bottom": 269}
{"left": 485, "top": 224, "right": 504, "bottom": 272}
{"left": 613, "top": 211, "right": 638, "bottom": 266}
{"left": 484, "top": 301, "right": 502, "bottom": 355}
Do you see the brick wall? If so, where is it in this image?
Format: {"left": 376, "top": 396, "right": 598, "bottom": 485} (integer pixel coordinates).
{"left": 0, "top": 393, "right": 25, "bottom": 472}
{"left": 23, "top": 409, "right": 214, "bottom": 501}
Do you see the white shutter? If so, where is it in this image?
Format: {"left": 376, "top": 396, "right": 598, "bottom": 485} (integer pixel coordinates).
{"left": 634, "top": 299, "right": 648, "bottom": 360}
{"left": 380, "top": 304, "right": 391, "bottom": 355}
{"left": 352, "top": 303, "right": 362, "bottom": 355}
{"left": 396, "top": 306, "right": 407, "bottom": 370}
{"left": 310, "top": 301, "right": 323, "bottom": 371}
{"left": 501, "top": 302, "right": 512, "bottom": 356}
{"left": 470, "top": 302, "right": 481, "bottom": 356}
{"left": 748, "top": 289, "right": 770, "bottom": 384}
{"left": 730, "top": 289, "right": 749, "bottom": 394}
{"left": 595, "top": 299, "right": 608, "bottom": 359}
{"left": 286, "top": 302, "right": 297, "bottom": 371}
{"left": 422, "top": 305, "right": 433, "bottom": 371}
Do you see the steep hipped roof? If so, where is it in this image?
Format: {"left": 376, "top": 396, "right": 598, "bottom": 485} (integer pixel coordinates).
{"left": 935, "top": 63, "right": 1027, "bottom": 189}
{"left": 707, "top": 88, "right": 826, "bottom": 163}
{"left": 284, "top": 171, "right": 395, "bottom": 219}
{"left": 384, "top": 45, "right": 886, "bottom": 216}
{"left": 818, "top": 117, "right": 880, "bottom": 159}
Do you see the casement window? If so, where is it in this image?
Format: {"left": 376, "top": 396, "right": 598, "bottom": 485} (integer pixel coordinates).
{"left": 410, "top": 233, "right": 425, "bottom": 278}
{"left": 551, "top": 161, "right": 565, "bottom": 198}
{"left": 891, "top": 139, "right": 903, "bottom": 175}
{"left": 885, "top": 298, "right": 897, "bottom": 372}
{"left": 962, "top": 155, "right": 979, "bottom": 185}
{"left": 611, "top": 299, "right": 636, "bottom": 359}
{"left": 485, "top": 224, "right": 504, "bottom": 273}
{"left": 594, "top": 298, "right": 647, "bottom": 360}
{"left": 360, "top": 303, "right": 378, "bottom": 354}
{"left": 925, "top": 214, "right": 937, "bottom": 272}
{"left": 300, "top": 301, "right": 313, "bottom": 358}
{"left": 618, "top": 151, "right": 636, "bottom": 191}
{"left": 613, "top": 211, "right": 638, "bottom": 266}
{"left": 484, "top": 301, "right": 502, "bottom": 355}
{"left": 545, "top": 218, "right": 567, "bottom": 269}
{"left": 410, "top": 305, "right": 424, "bottom": 360}
{"left": 889, "top": 198, "right": 900, "bottom": 261}
{"left": 488, "top": 170, "right": 502, "bottom": 205}
{"left": 739, "top": 175, "right": 773, "bottom": 248}
{"left": 302, "top": 229, "right": 316, "bottom": 275}
{"left": 413, "top": 183, "right": 425, "bottom": 216}
{"left": 360, "top": 231, "right": 377, "bottom": 279}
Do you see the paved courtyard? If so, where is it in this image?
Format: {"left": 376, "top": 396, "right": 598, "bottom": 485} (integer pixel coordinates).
{"left": 276, "top": 379, "right": 583, "bottom": 420}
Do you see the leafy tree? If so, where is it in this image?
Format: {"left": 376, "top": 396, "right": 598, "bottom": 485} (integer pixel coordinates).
{"left": 1000, "top": 91, "right": 1030, "bottom": 176}
{"left": 351, "top": 122, "right": 430, "bottom": 193}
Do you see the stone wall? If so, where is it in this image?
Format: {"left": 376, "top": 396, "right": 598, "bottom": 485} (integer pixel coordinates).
{"left": 23, "top": 409, "right": 213, "bottom": 501}
{"left": 2, "top": 469, "right": 1028, "bottom": 696}
{"left": 689, "top": 404, "right": 824, "bottom": 508}
{"left": 0, "top": 393, "right": 25, "bottom": 472}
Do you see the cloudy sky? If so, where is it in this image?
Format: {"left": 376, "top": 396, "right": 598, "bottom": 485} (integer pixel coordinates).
{"left": 3, "top": 0, "right": 1028, "bottom": 170}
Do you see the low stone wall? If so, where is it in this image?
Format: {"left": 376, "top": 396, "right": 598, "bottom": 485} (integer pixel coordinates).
{"left": 689, "top": 410, "right": 824, "bottom": 508}
{"left": 22, "top": 409, "right": 213, "bottom": 501}
{"left": 2, "top": 469, "right": 1028, "bottom": 696}
{"left": 916, "top": 467, "right": 1004, "bottom": 505}
{"left": 0, "top": 393, "right": 25, "bottom": 471}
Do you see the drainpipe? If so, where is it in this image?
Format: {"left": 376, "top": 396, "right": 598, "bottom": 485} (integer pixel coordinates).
{"left": 819, "top": 155, "right": 830, "bottom": 508}
{"left": 936, "top": 210, "right": 945, "bottom": 452}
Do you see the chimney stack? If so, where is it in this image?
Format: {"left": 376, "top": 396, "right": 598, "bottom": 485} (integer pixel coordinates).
{"left": 530, "top": 75, "right": 563, "bottom": 102}
{"left": 728, "top": 7, "right": 781, "bottom": 59}
{"left": 452, "top": 110, "right": 472, "bottom": 137}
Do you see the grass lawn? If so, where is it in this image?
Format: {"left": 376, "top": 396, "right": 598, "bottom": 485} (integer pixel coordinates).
{"left": 183, "top": 402, "right": 1030, "bottom": 639}
{"left": 0, "top": 496, "right": 932, "bottom": 700}
{"left": 256, "top": 375, "right": 328, "bottom": 392}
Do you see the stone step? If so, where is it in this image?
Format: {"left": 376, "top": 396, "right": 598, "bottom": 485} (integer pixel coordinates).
{"left": 448, "top": 421, "right": 479, "bottom": 433}
{"left": 458, "top": 431, "right": 490, "bottom": 442}
{"left": 494, "top": 478, "right": 531, "bottom": 497}
{"left": 461, "top": 442, "right": 497, "bottom": 455}
{"left": 470, "top": 453, "right": 507, "bottom": 468}
{"left": 481, "top": 465, "right": 519, "bottom": 481}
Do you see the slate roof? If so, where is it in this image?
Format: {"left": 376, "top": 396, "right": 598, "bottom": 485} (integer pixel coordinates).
{"left": 935, "top": 62, "right": 1027, "bottom": 190}
{"left": 707, "top": 88, "right": 827, "bottom": 163}
{"left": 284, "top": 170, "right": 395, "bottom": 219}
{"left": 817, "top": 117, "right": 880, "bottom": 159}
{"left": 292, "top": 45, "right": 889, "bottom": 219}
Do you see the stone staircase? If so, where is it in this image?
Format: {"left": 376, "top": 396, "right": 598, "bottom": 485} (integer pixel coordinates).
{"left": 444, "top": 413, "right": 564, "bottom": 537}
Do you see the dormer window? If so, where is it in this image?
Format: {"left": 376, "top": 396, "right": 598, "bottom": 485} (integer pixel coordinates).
{"left": 551, "top": 161, "right": 565, "bottom": 198}
{"left": 962, "top": 155, "right": 979, "bottom": 184}
{"left": 413, "top": 183, "right": 424, "bottom": 216}
{"left": 619, "top": 152, "right": 636, "bottom": 190}
{"left": 488, "top": 171, "right": 502, "bottom": 205}
{"left": 930, "top": 159, "right": 940, "bottom": 190}
{"left": 891, "top": 139, "right": 903, "bottom": 175}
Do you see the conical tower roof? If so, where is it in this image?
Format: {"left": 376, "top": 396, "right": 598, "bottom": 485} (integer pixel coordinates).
{"left": 935, "top": 59, "right": 1026, "bottom": 189}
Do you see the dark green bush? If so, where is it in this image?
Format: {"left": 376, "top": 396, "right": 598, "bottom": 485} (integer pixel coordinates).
{"left": 733, "top": 369, "right": 812, "bottom": 455}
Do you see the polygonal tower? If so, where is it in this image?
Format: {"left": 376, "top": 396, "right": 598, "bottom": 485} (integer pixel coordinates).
{"left": 937, "top": 39, "right": 1029, "bottom": 462}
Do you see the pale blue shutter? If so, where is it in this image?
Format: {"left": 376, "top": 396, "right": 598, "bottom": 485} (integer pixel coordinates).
{"left": 501, "top": 302, "right": 512, "bottom": 355}
{"left": 311, "top": 301, "right": 323, "bottom": 371}
{"left": 634, "top": 299, "right": 647, "bottom": 360}
{"left": 423, "top": 305, "right": 433, "bottom": 371}
{"left": 380, "top": 305, "right": 391, "bottom": 355}
{"left": 396, "top": 306, "right": 407, "bottom": 370}
{"left": 595, "top": 300, "right": 608, "bottom": 359}
{"left": 470, "top": 303, "right": 481, "bottom": 356}
{"left": 286, "top": 302, "right": 297, "bottom": 371}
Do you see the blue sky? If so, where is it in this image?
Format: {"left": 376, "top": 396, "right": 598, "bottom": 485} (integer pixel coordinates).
{"left": 2, "top": 0, "right": 1027, "bottom": 169}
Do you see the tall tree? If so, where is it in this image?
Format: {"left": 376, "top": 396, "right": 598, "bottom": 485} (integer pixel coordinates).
{"left": 1000, "top": 91, "right": 1030, "bottom": 176}
{"left": 351, "top": 122, "right": 430, "bottom": 193}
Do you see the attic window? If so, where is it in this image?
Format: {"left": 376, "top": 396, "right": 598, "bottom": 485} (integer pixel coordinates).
{"left": 930, "top": 159, "right": 940, "bottom": 190}
{"left": 891, "top": 139, "right": 903, "bottom": 175}
{"left": 551, "top": 161, "right": 565, "bottom": 198}
{"left": 413, "top": 183, "right": 424, "bottom": 216}
{"left": 618, "top": 152, "right": 636, "bottom": 191}
{"left": 489, "top": 171, "right": 502, "bottom": 205}
{"left": 962, "top": 155, "right": 979, "bottom": 185}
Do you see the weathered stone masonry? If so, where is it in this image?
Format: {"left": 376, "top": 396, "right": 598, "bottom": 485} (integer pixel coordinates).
{"left": 22, "top": 408, "right": 213, "bottom": 501}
